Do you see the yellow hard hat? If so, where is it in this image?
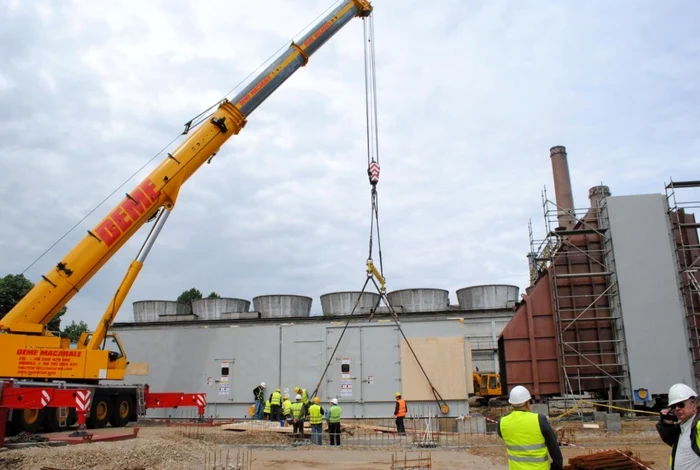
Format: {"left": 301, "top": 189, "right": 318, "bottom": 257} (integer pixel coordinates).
{"left": 313, "top": 396, "right": 321, "bottom": 403}
{"left": 395, "top": 392, "right": 401, "bottom": 397}
{"left": 276, "top": 388, "right": 280, "bottom": 392}
{"left": 283, "top": 395, "right": 289, "bottom": 400}
{"left": 294, "top": 387, "right": 300, "bottom": 393}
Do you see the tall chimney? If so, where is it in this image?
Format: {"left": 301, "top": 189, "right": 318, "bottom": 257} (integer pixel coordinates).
{"left": 588, "top": 185, "right": 611, "bottom": 209}
{"left": 550, "top": 146, "right": 575, "bottom": 230}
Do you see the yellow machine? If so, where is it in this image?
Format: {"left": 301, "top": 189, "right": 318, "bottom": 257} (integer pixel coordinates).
{"left": 470, "top": 372, "right": 507, "bottom": 407}
{"left": 0, "top": 0, "right": 373, "bottom": 432}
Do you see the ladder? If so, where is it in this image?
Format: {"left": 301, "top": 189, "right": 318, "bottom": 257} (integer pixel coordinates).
{"left": 56, "top": 381, "right": 68, "bottom": 427}
{"left": 136, "top": 385, "right": 147, "bottom": 418}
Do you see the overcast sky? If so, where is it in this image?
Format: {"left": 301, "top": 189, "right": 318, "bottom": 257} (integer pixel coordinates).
{"left": 1, "top": 0, "right": 699, "bottom": 326}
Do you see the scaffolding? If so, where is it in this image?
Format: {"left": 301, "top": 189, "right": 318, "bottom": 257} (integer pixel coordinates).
{"left": 529, "top": 187, "right": 632, "bottom": 404}
{"left": 665, "top": 179, "right": 700, "bottom": 391}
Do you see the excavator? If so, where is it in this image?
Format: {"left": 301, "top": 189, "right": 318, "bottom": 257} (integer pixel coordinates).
{"left": 0, "top": 0, "right": 373, "bottom": 433}
{"left": 469, "top": 371, "right": 508, "bottom": 407}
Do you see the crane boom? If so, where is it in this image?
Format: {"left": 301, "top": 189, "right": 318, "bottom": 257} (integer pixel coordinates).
{"left": 0, "top": 0, "right": 373, "bottom": 387}
{"left": 0, "top": 0, "right": 372, "bottom": 339}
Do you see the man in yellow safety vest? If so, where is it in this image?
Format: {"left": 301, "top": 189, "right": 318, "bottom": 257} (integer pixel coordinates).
{"left": 308, "top": 396, "right": 325, "bottom": 445}
{"left": 282, "top": 394, "right": 292, "bottom": 426}
{"left": 263, "top": 398, "right": 271, "bottom": 420}
{"left": 290, "top": 394, "right": 306, "bottom": 440}
{"left": 497, "top": 385, "right": 562, "bottom": 470}
{"left": 270, "top": 388, "right": 282, "bottom": 422}
{"left": 328, "top": 398, "right": 342, "bottom": 446}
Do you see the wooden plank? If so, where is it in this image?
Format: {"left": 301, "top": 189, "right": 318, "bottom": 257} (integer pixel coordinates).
{"left": 125, "top": 362, "right": 149, "bottom": 376}
{"left": 400, "top": 337, "right": 470, "bottom": 401}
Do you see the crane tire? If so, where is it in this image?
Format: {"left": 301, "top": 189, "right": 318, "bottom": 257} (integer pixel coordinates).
{"left": 109, "top": 395, "right": 134, "bottom": 428}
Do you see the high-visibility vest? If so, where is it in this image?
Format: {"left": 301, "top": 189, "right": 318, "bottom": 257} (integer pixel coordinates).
{"left": 396, "top": 399, "right": 407, "bottom": 418}
{"left": 283, "top": 400, "right": 292, "bottom": 416}
{"left": 301, "top": 389, "right": 309, "bottom": 405}
{"left": 271, "top": 391, "right": 281, "bottom": 406}
{"left": 329, "top": 405, "right": 342, "bottom": 423}
{"left": 264, "top": 400, "right": 271, "bottom": 414}
{"left": 499, "top": 411, "right": 549, "bottom": 470}
{"left": 291, "top": 402, "right": 304, "bottom": 420}
{"left": 308, "top": 404, "right": 323, "bottom": 424}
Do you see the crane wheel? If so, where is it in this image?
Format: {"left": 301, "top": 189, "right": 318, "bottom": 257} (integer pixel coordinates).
{"left": 440, "top": 404, "right": 450, "bottom": 414}
{"left": 44, "top": 407, "right": 69, "bottom": 432}
{"left": 87, "top": 396, "right": 112, "bottom": 429}
{"left": 109, "top": 395, "right": 134, "bottom": 428}
{"left": 11, "top": 408, "right": 44, "bottom": 434}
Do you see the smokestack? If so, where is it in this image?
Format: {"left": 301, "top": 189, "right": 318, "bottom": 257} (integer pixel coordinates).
{"left": 588, "top": 185, "right": 611, "bottom": 209}
{"left": 549, "top": 146, "right": 575, "bottom": 230}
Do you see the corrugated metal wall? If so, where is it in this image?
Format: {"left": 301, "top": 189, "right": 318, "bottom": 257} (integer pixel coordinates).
{"left": 112, "top": 311, "right": 513, "bottom": 418}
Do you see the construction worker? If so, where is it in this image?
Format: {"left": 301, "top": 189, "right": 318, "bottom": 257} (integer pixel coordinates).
{"left": 497, "top": 385, "right": 563, "bottom": 470}
{"left": 252, "top": 382, "right": 265, "bottom": 420}
{"left": 394, "top": 392, "right": 407, "bottom": 435}
{"left": 270, "top": 388, "right": 282, "bottom": 422}
{"left": 328, "top": 398, "right": 342, "bottom": 446}
{"left": 294, "top": 386, "right": 309, "bottom": 407}
{"left": 291, "top": 393, "right": 305, "bottom": 439}
{"left": 282, "top": 394, "right": 292, "bottom": 426}
{"left": 263, "top": 396, "right": 271, "bottom": 420}
{"left": 657, "top": 383, "right": 700, "bottom": 469}
{"left": 308, "top": 396, "right": 325, "bottom": 445}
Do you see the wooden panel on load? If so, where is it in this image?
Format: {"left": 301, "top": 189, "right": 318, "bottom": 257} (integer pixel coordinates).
{"left": 400, "top": 337, "right": 471, "bottom": 401}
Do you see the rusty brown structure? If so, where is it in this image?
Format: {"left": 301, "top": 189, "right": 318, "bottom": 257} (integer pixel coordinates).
{"left": 499, "top": 191, "right": 627, "bottom": 399}
{"left": 666, "top": 180, "right": 700, "bottom": 389}
{"left": 500, "top": 159, "right": 700, "bottom": 403}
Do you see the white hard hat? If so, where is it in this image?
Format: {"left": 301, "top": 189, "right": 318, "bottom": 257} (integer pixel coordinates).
{"left": 260, "top": 382, "right": 265, "bottom": 387}
{"left": 296, "top": 394, "right": 302, "bottom": 400}
{"left": 331, "top": 398, "right": 338, "bottom": 405}
{"left": 508, "top": 385, "right": 532, "bottom": 405}
{"left": 669, "top": 383, "right": 697, "bottom": 406}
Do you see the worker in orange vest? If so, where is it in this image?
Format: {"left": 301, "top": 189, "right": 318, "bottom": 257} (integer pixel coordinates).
{"left": 394, "top": 392, "right": 407, "bottom": 435}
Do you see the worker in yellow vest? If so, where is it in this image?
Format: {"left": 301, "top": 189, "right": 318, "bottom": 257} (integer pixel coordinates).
{"left": 308, "top": 396, "right": 325, "bottom": 445}
{"left": 294, "top": 386, "right": 309, "bottom": 408}
{"left": 263, "top": 397, "right": 271, "bottom": 420}
{"left": 290, "top": 394, "right": 306, "bottom": 439}
{"left": 282, "top": 395, "right": 292, "bottom": 426}
{"left": 328, "top": 398, "right": 342, "bottom": 446}
{"left": 497, "top": 385, "right": 563, "bottom": 470}
{"left": 270, "top": 388, "right": 282, "bottom": 422}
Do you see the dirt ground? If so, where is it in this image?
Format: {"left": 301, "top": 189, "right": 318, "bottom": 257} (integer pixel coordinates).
{"left": 0, "top": 418, "right": 671, "bottom": 470}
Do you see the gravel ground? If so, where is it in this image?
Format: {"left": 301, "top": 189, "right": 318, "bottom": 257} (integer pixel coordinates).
{"left": 0, "top": 420, "right": 671, "bottom": 470}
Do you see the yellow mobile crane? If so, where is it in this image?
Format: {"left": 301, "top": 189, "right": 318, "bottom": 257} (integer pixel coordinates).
{"left": 0, "top": 0, "right": 373, "bottom": 433}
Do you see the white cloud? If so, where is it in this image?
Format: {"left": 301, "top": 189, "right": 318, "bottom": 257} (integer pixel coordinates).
{"left": 1, "top": 0, "right": 699, "bottom": 328}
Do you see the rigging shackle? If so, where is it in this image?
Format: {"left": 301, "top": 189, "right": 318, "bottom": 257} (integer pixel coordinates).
{"left": 368, "top": 161, "right": 380, "bottom": 185}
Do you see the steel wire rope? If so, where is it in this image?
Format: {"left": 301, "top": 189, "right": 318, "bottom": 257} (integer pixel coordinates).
{"left": 20, "top": 0, "right": 344, "bottom": 275}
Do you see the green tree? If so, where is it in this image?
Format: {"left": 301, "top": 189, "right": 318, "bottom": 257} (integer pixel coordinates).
{"left": 62, "top": 320, "right": 89, "bottom": 343}
{"left": 177, "top": 288, "right": 203, "bottom": 306}
{"left": 207, "top": 291, "right": 221, "bottom": 299}
{"left": 0, "top": 273, "right": 66, "bottom": 331}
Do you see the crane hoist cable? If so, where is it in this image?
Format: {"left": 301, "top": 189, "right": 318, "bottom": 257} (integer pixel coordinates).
{"left": 310, "top": 12, "right": 449, "bottom": 415}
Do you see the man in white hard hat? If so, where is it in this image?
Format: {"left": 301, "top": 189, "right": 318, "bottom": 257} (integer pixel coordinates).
{"left": 497, "top": 385, "right": 563, "bottom": 470}
{"left": 290, "top": 393, "right": 306, "bottom": 440}
{"left": 657, "top": 383, "right": 700, "bottom": 469}
{"left": 252, "top": 382, "right": 266, "bottom": 420}
{"left": 328, "top": 398, "right": 342, "bottom": 446}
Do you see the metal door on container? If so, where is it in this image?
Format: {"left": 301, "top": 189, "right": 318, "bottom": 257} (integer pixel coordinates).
{"left": 280, "top": 327, "right": 325, "bottom": 399}
{"left": 325, "top": 326, "right": 362, "bottom": 402}
{"left": 361, "top": 325, "right": 400, "bottom": 403}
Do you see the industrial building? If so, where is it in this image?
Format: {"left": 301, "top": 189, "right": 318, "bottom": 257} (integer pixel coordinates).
{"left": 113, "top": 286, "right": 519, "bottom": 418}
{"left": 498, "top": 146, "right": 700, "bottom": 409}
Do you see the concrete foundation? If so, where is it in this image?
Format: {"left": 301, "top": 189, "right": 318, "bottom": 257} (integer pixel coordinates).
{"left": 604, "top": 413, "right": 621, "bottom": 432}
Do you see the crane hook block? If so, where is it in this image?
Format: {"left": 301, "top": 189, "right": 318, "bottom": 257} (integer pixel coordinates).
{"left": 368, "top": 161, "right": 380, "bottom": 185}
